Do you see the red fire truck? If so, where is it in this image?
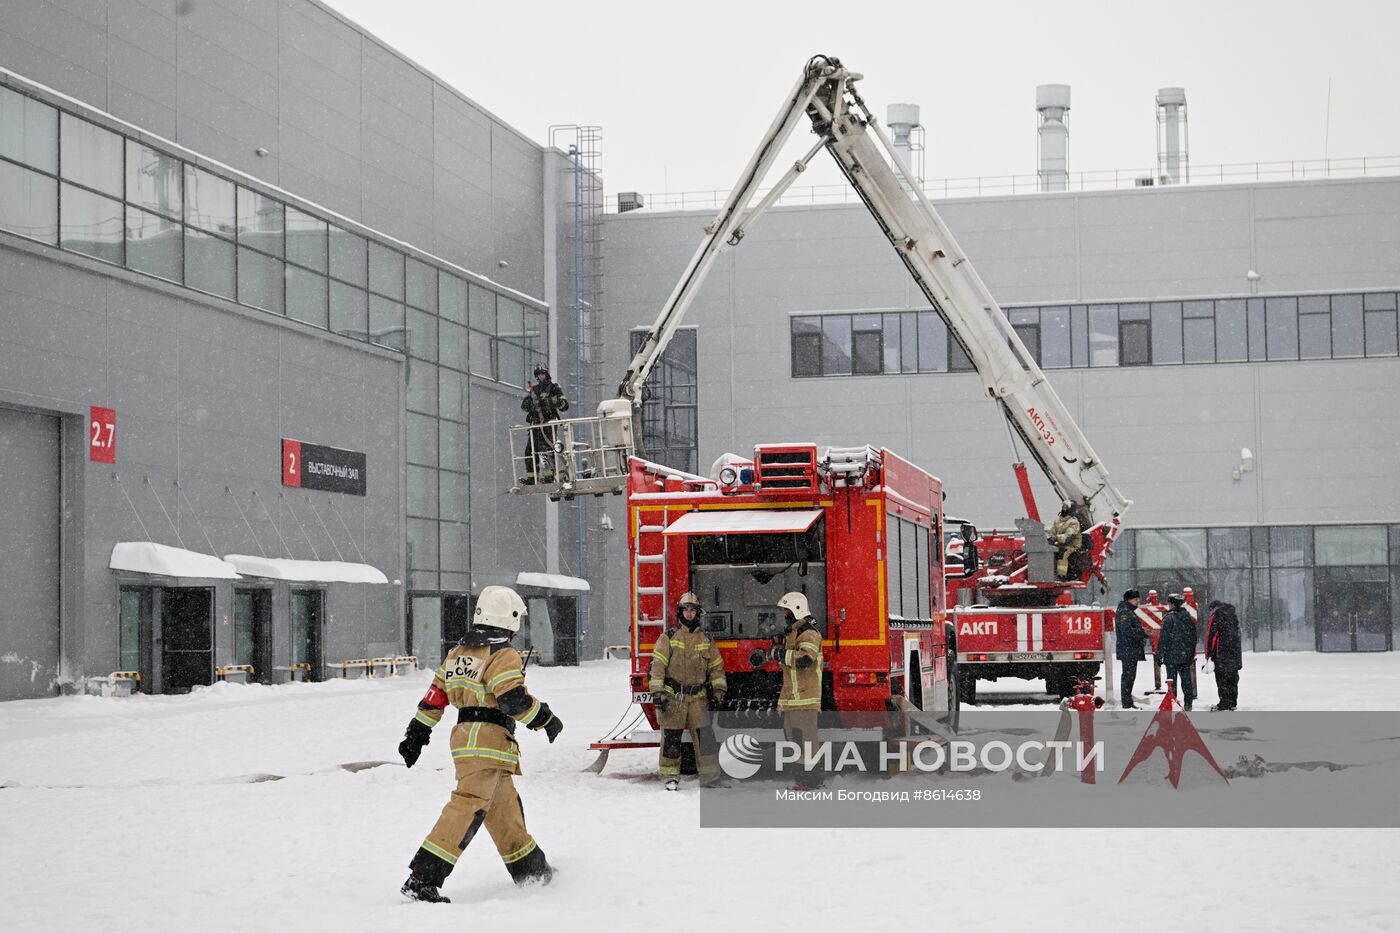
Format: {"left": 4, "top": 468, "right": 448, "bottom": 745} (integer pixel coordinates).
{"left": 623, "top": 445, "right": 955, "bottom": 723}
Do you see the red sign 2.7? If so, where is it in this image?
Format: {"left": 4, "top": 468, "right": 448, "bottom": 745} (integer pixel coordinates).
{"left": 89, "top": 406, "right": 116, "bottom": 464}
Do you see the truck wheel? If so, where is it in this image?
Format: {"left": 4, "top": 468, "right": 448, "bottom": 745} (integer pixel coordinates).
{"left": 957, "top": 672, "right": 977, "bottom": 706}
{"left": 945, "top": 657, "right": 961, "bottom": 734}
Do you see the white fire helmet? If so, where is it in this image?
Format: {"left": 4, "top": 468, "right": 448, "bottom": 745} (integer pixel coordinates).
{"left": 777, "top": 591, "right": 811, "bottom": 621}
{"left": 473, "top": 585, "right": 527, "bottom": 633}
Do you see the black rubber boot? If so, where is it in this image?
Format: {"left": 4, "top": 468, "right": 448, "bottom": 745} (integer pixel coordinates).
{"left": 505, "top": 845, "right": 554, "bottom": 886}
{"left": 401, "top": 875, "right": 451, "bottom": 903}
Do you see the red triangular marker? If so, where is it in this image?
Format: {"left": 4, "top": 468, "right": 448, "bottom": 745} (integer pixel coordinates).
{"left": 1118, "top": 682, "right": 1228, "bottom": 787}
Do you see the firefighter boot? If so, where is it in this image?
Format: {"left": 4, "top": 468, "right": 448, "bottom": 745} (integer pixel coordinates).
{"left": 505, "top": 845, "right": 555, "bottom": 886}
{"left": 401, "top": 875, "right": 452, "bottom": 904}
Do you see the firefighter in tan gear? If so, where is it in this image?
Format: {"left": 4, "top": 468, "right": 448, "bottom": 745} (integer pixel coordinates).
{"left": 396, "top": 585, "right": 563, "bottom": 903}
{"left": 1048, "top": 501, "right": 1083, "bottom": 580}
{"left": 775, "top": 591, "right": 824, "bottom": 790}
{"left": 649, "top": 592, "right": 727, "bottom": 790}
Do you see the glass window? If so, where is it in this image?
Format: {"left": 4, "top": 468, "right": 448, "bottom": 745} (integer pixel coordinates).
{"left": 1269, "top": 568, "right": 1314, "bottom": 650}
{"left": 822, "top": 315, "right": 852, "bottom": 375}
{"left": 407, "top": 413, "right": 438, "bottom": 466}
{"left": 497, "top": 297, "right": 525, "bottom": 340}
{"left": 1150, "top": 302, "right": 1182, "bottom": 364}
{"left": 1183, "top": 316, "right": 1214, "bottom": 363}
{"left": 899, "top": 310, "right": 918, "bottom": 373}
{"left": 438, "top": 367, "right": 467, "bottom": 416}
{"left": 1040, "top": 306, "right": 1070, "bottom": 368}
{"left": 407, "top": 359, "right": 437, "bottom": 415}
{"left": 1315, "top": 526, "right": 1387, "bottom": 565}
{"left": 469, "top": 328, "right": 493, "bottom": 379}
{"left": 370, "top": 296, "right": 406, "bottom": 350}
{"left": 406, "top": 258, "right": 436, "bottom": 312}
{"left": 1330, "top": 293, "right": 1364, "bottom": 358}
{"left": 1364, "top": 292, "right": 1397, "bottom": 312}
{"left": 469, "top": 283, "right": 496, "bottom": 332}
{"left": 440, "top": 521, "right": 469, "bottom": 571}
{"left": 440, "top": 273, "right": 468, "bottom": 325}
{"left": 183, "top": 165, "right": 235, "bottom": 235}
{"left": 1265, "top": 296, "right": 1298, "bottom": 360}
{"left": 237, "top": 186, "right": 283, "bottom": 257}
{"left": 851, "top": 314, "right": 882, "bottom": 375}
{"left": 881, "top": 313, "right": 901, "bottom": 374}
{"left": 1089, "top": 305, "right": 1118, "bottom": 366}
{"left": 368, "top": 242, "right": 404, "bottom": 300}
{"left": 1008, "top": 307, "right": 1037, "bottom": 326}
{"left": 285, "top": 265, "right": 328, "bottom": 328}
{"left": 917, "top": 311, "right": 947, "bottom": 372}
{"left": 1070, "top": 305, "right": 1089, "bottom": 367}
{"left": 1364, "top": 309, "right": 1398, "bottom": 357}
{"left": 328, "top": 226, "right": 367, "bottom": 286}
{"left": 1137, "top": 529, "right": 1207, "bottom": 569}
{"left": 329, "top": 279, "right": 368, "bottom": 339}
{"left": 409, "top": 509, "right": 439, "bottom": 566}
{"left": 497, "top": 340, "right": 526, "bottom": 387}
{"left": 440, "top": 319, "right": 468, "bottom": 372}
{"left": 236, "top": 247, "right": 284, "bottom": 313}
{"left": 1298, "top": 295, "right": 1329, "bottom": 316}
{"left": 1298, "top": 307, "right": 1331, "bottom": 359}
{"left": 440, "top": 419, "right": 468, "bottom": 475}
{"left": 439, "top": 471, "right": 469, "bottom": 523}
{"left": 59, "top": 114, "right": 122, "bottom": 197}
{"left": 1207, "top": 527, "right": 1251, "bottom": 568}
{"left": 59, "top": 183, "right": 123, "bottom": 264}
{"left": 1012, "top": 322, "right": 1039, "bottom": 366}
{"left": 0, "top": 161, "right": 58, "bottom": 243}
{"left": 184, "top": 228, "right": 235, "bottom": 299}
{"left": 792, "top": 317, "right": 822, "bottom": 376}
{"left": 1247, "top": 298, "right": 1266, "bottom": 361}
{"left": 1269, "top": 526, "right": 1312, "bottom": 567}
{"left": 949, "top": 334, "right": 974, "bottom": 372}
{"left": 1119, "top": 319, "right": 1150, "bottom": 366}
{"left": 285, "top": 207, "right": 326, "bottom": 273}
{"left": 0, "top": 86, "right": 58, "bottom": 172}
{"left": 407, "top": 465, "right": 437, "bottom": 518}
{"left": 125, "top": 206, "right": 181, "bottom": 283}
{"left": 125, "top": 141, "right": 181, "bottom": 218}
{"left": 1214, "top": 299, "right": 1246, "bottom": 362}
{"left": 406, "top": 306, "right": 435, "bottom": 360}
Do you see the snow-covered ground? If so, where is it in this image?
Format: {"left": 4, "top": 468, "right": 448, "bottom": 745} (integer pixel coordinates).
{"left": 2, "top": 653, "right": 1397, "bottom": 932}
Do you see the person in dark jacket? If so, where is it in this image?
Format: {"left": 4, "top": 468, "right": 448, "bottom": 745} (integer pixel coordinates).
{"left": 1114, "top": 589, "right": 1147, "bottom": 708}
{"left": 1156, "top": 593, "right": 1197, "bottom": 711}
{"left": 1205, "top": 600, "right": 1243, "bottom": 710}
{"left": 519, "top": 366, "right": 569, "bottom": 484}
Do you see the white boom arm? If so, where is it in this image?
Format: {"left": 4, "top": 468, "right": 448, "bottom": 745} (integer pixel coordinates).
{"left": 611, "top": 55, "right": 1131, "bottom": 525}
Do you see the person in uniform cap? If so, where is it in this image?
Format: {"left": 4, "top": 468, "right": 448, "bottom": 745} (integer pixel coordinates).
{"left": 1115, "top": 589, "right": 1147, "bottom": 708}
{"left": 1156, "top": 593, "right": 1197, "bottom": 711}
{"left": 396, "top": 585, "right": 563, "bottom": 902}
{"left": 648, "top": 592, "right": 727, "bottom": 789}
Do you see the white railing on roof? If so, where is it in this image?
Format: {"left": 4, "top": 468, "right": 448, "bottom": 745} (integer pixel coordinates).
{"left": 615, "top": 155, "right": 1400, "bottom": 213}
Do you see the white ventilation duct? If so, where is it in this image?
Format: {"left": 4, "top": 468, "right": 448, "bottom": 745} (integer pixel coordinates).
{"left": 1036, "top": 84, "right": 1071, "bottom": 192}
{"left": 1156, "top": 87, "right": 1189, "bottom": 184}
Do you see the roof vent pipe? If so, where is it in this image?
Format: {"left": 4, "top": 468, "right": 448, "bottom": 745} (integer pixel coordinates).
{"left": 1036, "top": 84, "right": 1071, "bottom": 192}
{"left": 1155, "top": 87, "right": 1189, "bottom": 184}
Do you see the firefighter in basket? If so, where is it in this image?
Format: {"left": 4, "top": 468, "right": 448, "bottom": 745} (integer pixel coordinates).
{"left": 770, "top": 592, "right": 824, "bottom": 790}
{"left": 1048, "top": 501, "right": 1083, "bottom": 580}
{"left": 649, "top": 592, "right": 728, "bottom": 790}
{"left": 519, "top": 366, "right": 569, "bottom": 485}
{"left": 396, "top": 585, "right": 563, "bottom": 903}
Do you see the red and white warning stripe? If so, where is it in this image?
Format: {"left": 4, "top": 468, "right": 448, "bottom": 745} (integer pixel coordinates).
{"left": 1135, "top": 605, "right": 1164, "bottom": 630}
{"left": 1015, "top": 612, "right": 1044, "bottom": 651}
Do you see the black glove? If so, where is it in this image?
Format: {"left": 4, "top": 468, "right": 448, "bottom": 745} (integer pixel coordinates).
{"left": 399, "top": 720, "right": 431, "bottom": 768}
{"left": 542, "top": 714, "right": 564, "bottom": 744}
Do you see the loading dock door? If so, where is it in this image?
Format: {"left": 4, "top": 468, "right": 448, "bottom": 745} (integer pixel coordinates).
{"left": 160, "top": 588, "right": 214, "bottom": 693}
{"left": 0, "top": 407, "right": 61, "bottom": 700}
{"left": 234, "top": 589, "right": 274, "bottom": 684}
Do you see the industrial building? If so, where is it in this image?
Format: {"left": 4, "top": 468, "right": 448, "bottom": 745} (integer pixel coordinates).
{"left": 1, "top": 2, "right": 1395, "bottom": 702}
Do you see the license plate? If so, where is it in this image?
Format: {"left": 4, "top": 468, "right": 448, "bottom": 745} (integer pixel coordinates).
{"left": 1010, "top": 652, "right": 1045, "bottom": 661}
{"left": 632, "top": 691, "right": 656, "bottom": 704}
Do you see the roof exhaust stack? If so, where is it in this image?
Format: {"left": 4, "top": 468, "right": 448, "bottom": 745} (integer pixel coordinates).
{"left": 1036, "top": 84, "right": 1071, "bottom": 192}
{"left": 885, "top": 103, "right": 924, "bottom": 191}
{"left": 1155, "top": 87, "right": 1189, "bottom": 184}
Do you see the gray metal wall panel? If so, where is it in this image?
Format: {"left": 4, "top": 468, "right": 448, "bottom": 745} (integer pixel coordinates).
{"left": 0, "top": 407, "right": 61, "bottom": 700}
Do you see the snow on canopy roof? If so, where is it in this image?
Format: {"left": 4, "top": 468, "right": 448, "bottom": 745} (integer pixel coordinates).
{"left": 223, "top": 555, "right": 390, "bottom": 584}
{"left": 663, "top": 509, "right": 824, "bottom": 536}
{"left": 110, "top": 542, "right": 241, "bottom": 579}
{"left": 516, "top": 572, "right": 591, "bottom": 592}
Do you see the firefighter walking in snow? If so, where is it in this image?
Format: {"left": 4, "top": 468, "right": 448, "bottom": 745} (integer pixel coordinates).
{"left": 775, "top": 591, "right": 824, "bottom": 789}
{"left": 649, "top": 592, "right": 727, "bottom": 790}
{"left": 397, "top": 585, "right": 563, "bottom": 903}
